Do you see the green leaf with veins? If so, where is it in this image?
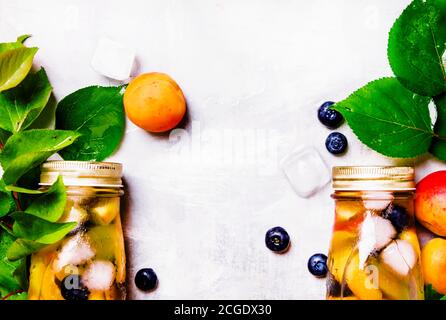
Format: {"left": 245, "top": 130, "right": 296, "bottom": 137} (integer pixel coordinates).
{"left": 23, "top": 175, "right": 66, "bottom": 222}
{"left": 430, "top": 93, "right": 446, "bottom": 160}
{"left": 6, "top": 238, "right": 45, "bottom": 261}
{"left": 0, "top": 129, "right": 80, "bottom": 185}
{"left": 0, "top": 232, "right": 27, "bottom": 295}
{"left": 10, "top": 212, "right": 75, "bottom": 244}
{"left": 332, "top": 78, "right": 434, "bottom": 158}
{"left": 56, "top": 86, "right": 125, "bottom": 161}
{"left": 0, "top": 34, "right": 31, "bottom": 54}
{"left": 0, "top": 68, "right": 52, "bottom": 133}
{"left": 388, "top": 0, "right": 446, "bottom": 97}
{"left": 0, "top": 47, "right": 38, "bottom": 92}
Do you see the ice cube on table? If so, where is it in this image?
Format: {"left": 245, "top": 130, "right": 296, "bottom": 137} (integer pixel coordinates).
{"left": 280, "top": 147, "right": 330, "bottom": 198}
{"left": 91, "top": 37, "right": 135, "bottom": 81}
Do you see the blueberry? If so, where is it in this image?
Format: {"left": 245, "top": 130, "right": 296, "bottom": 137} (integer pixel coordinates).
{"left": 265, "top": 227, "right": 290, "bottom": 253}
{"left": 308, "top": 253, "right": 328, "bottom": 278}
{"left": 61, "top": 275, "right": 89, "bottom": 300}
{"left": 135, "top": 268, "right": 158, "bottom": 292}
{"left": 318, "top": 101, "right": 344, "bottom": 129}
{"left": 382, "top": 204, "right": 409, "bottom": 233}
{"left": 325, "top": 132, "right": 348, "bottom": 155}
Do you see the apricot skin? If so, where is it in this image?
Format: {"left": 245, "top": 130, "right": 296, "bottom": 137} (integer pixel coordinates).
{"left": 415, "top": 171, "right": 446, "bottom": 237}
{"left": 124, "top": 72, "right": 186, "bottom": 133}
{"left": 422, "top": 238, "right": 446, "bottom": 294}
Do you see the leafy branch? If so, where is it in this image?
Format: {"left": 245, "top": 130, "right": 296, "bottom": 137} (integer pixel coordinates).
{"left": 0, "top": 33, "right": 126, "bottom": 299}
{"left": 332, "top": 0, "right": 446, "bottom": 161}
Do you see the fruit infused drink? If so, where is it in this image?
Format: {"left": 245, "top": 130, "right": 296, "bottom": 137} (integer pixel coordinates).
{"left": 328, "top": 167, "right": 424, "bottom": 300}
{"left": 28, "top": 161, "right": 126, "bottom": 300}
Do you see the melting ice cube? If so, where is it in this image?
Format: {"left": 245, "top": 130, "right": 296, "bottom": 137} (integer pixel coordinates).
{"left": 380, "top": 240, "right": 416, "bottom": 277}
{"left": 358, "top": 212, "right": 396, "bottom": 269}
{"left": 281, "top": 147, "right": 330, "bottom": 198}
{"left": 82, "top": 260, "right": 116, "bottom": 291}
{"left": 363, "top": 194, "right": 393, "bottom": 211}
{"left": 91, "top": 37, "right": 135, "bottom": 81}
{"left": 54, "top": 233, "right": 95, "bottom": 272}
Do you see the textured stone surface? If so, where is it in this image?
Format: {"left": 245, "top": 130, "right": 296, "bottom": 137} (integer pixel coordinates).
{"left": 2, "top": 0, "right": 442, "bottom": 299}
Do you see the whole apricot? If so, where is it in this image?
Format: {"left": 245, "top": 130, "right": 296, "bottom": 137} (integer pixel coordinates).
{"left": 124, "top": 72, "right": 186, "bottom": 133}
{"left": 415, "top": 171, "right": 446, "bottom": 236}
{"left": 421, "top": 238, "right": 446, "bottom": 294}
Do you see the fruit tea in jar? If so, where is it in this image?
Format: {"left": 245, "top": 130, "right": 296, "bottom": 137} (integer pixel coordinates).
{"left": 28, "top": 161, "right": 126, "bottom": 300}
{"left": 328, "top": 166, "right": 424, "bottom": 300}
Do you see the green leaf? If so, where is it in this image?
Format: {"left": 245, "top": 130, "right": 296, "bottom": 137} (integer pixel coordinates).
{"left": 0, "top": 34, "right": 31, "bottom": 54}
{"left": 16, "top": 166, "right": 41, "bottom": 210}
{"left": 332, "top": 78, "right": 433, "bottom": 158}
{"left": 0, "top": 193, "right": 12, "bottom": 218}
{"left": 25, "top": 175, "right": 66, "bottom": 222}
{"left": 12, "top": 255, "right": 28, "bottom": 290}
{"left": 3, "top": 291, "right": 28, "bottom": 300}
{"left": 0, "top": 129, "right": 80, "bottom": 185}
{"left": 0, "top": 128, "right": 11, "bottom": 146}
{"left": 0, "top": 47, "right": 38, "bottom": 92}
{"left": 425, "top": 284, "right": 444, "bottom": 300}
{"left": 430, "top": 93, "right": 446, "bottom": 160}
{"left": 6, "top": 238, "right": 45, "bottom": 261}
{"left": 0, "top": 68, "right": 52, "bottom": 133}
{"left": 0, "top": 231, "right": 26, "bottom": 294}
{"left": 10, "top": 212, "right": 76, "bottom": 244}
{"left": 16, "top": 35, "right": 31, "bottom": 44}
{"left": 0, "top": 222, "right": 14, "bottom": 236}
{"left": 0, "top": 180, "right": 15, "bottom": 218}
{"left": 56, "top": 86, "right": 125, "bottom": 161}
{"left": 388, "top": 0, "right": 446, "bottom": 97}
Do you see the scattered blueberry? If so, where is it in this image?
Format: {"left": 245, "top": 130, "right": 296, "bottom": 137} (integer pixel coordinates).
{"left": 318, "top": 101, "right": 344, "bottom": 129}
{"left": 325, "top": 132, "right": 348, "bottom": 155}
{"left": 61, "top": 275, "right": 89, "bottom": 300}
{"left": 135, "top": 268, "right": 158, "bottom": 291}
{"left": 382, "top": 204, "right": 409, "bottom": 233}
{"left": 265, "top": 226, "right": 290, "bottom": 253}
{"left": 308, "top": 253, "right": 328, "bottom": 278}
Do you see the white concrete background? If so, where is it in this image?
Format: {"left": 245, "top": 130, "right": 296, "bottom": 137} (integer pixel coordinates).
{"left": 1, "top": 0, "right": 444, "bottom": 300}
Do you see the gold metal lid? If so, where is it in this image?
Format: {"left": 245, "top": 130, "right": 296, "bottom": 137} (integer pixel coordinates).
{"left": 332, "top": 166, "right": 415, "bottom": 191}
{"left": 40, "top": 161, "right": 123, "bottom": 188}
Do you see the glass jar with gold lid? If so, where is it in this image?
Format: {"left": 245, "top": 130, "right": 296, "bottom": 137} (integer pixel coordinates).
{"left": 28, "top": 161, "right": 126, "bottom": 300}
{"left": 327, "top": 166, "right": 424, "bottom": 300}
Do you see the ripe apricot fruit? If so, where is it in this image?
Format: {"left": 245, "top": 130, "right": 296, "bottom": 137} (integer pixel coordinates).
{"left": 124, "top": 72, "right": 186, "bottom": 133}
{"left": 415, "top": 171, "right": 446, "bottom": 236}
{"left": 421, "top": 238, "right": 446, "bottom": 294}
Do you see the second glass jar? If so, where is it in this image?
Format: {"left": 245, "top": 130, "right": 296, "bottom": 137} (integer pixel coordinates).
{"left": 327, "top": 166, "right": 424, "bottom": 300}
